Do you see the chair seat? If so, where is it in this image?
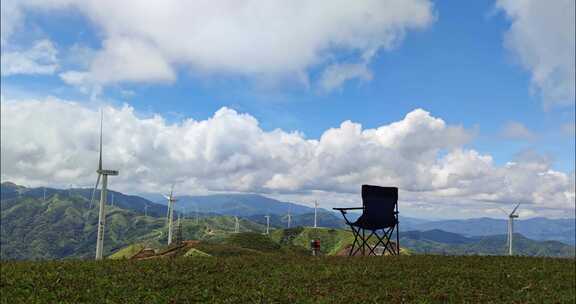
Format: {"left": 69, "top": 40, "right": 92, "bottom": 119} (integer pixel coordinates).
{"left": 351, "top": 215, "right": 397, "bottom": 230}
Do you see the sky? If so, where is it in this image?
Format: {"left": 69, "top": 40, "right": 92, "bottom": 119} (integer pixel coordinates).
{"left": 1, "top": 0, "right": 575, "bottom": 219}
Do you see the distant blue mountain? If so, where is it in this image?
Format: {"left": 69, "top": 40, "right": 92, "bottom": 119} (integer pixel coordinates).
{"left": 3, "top": 182, "right": 573, "bottom": 245}
{"left": 410, "top": 217, "right": 576, "bottom": 245}
{"left": 153, "top": 193, "right": 320, "bottom": 217}
{"left": 1, "top": 182, "right": 168, "bottom": 217}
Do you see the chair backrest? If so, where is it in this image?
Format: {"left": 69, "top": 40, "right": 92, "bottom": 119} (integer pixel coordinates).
{"left": 359, "top": 185, "right": 398, "bottom": 229}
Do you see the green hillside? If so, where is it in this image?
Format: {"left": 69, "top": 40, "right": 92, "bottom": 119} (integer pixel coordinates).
{"left": 0, "top": 194, "right": 265, "bottom": 260}
{"left": 400, "top": 230, "right": 575, "bottom": 257}
{"left": 270, "top": 227, "right": 356, "bottom": 255}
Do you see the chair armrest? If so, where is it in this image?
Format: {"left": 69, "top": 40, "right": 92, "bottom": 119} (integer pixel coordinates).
{"left": 332, "top": 207, "right": 363, "bottom": 211}
{"left": 333, "top": 207, "right": 363, "bottom": 215}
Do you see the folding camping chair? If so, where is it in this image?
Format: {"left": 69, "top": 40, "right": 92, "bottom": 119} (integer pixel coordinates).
{"left": 334, "top": 185, "right": 399, "bottom": 256}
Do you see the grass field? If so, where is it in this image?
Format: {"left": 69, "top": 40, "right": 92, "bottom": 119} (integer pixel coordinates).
{"left": 2, "top": 255, "right": 574, "bottom": 303}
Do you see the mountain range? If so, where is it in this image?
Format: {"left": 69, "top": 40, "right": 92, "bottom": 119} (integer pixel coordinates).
{"left": 403, "top": 217, "right": 576, "bottom": 245}
{"left": 1, "top": 182, "right": 574, "bottom": 260}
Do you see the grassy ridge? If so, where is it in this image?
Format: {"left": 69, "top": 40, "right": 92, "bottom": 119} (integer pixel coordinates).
{"left": 2, "top": 255, "right": 574, "bottom": 303}
{"left": 1, "top": 195, "right": 266, "bottom": 260}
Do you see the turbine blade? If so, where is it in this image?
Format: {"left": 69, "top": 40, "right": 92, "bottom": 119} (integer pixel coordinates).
{"left": 89, "top": 174, "right": 101, "bottom": 209}
{"left": 497, "top": 207, "right": 508, "bottom": 216}
{"left": 170, "top": 184, "right": 174, "bottom": 198}
{"left": 98, "top": 109, "right": 103, "bottom": 171}
{"left": 511, "top": 203, "right": 520, "bottom": 215}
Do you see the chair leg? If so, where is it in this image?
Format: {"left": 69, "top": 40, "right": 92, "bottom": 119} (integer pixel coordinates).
{"left": 352, "top": 229, "right": 370, "bottom": 256}
{"left": 363, "top": 230, "right": 378, "bottom": 256}
{"left": 381, "top": 227, "right": 398, "bottom": 256}
{"left": 362, "top": 229, "right": 366, "bottom": 256}
{"left": 348, "top": 226, "right": 361, "bottom": 256}
{"left": 396, "top": 224, "right": 400, "bottom": 255}
{"left": 370, "top": 227, "right": 398, "bottom": 256}
{"left": 370, "top": 229, "right": 389, "bottom": 255}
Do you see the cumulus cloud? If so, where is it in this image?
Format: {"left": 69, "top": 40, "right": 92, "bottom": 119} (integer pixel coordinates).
{"left": 500, "top": 121, "right": 536, "bottom": 140}
{"left": 1, "top": 39, "right": 59, "bottom": 76}
{"left": 1, "top": 97, "right": 574, "bottom": 212}
{"left": 497, "top": 0, "right": 575, "bottom": 107}
{"left": 4, "top": 0, "right": 434, "bottom": 90}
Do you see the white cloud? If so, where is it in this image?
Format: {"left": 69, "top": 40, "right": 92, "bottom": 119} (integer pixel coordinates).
{"left": 4, "top": 0, "right": 435, "bottom": 90}
{"left": 500, "top": 121, "right": 536, "bottom": 140}
{"left": 1, "top": 97, "right": 574, "bottom": 213}
{"left": 60, "top": 37, "right": 176, "bottom": 87}
{"left": 318, "top": 61, "right": 373, "bottom": 92}
{"left": 497, "top": 0, "right": 575, "bottom": 107}
{"left": 1, "top": 39, "right": 59, "bottom": 76}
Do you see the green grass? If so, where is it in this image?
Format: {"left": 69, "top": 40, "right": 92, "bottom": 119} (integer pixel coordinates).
{"left": 107, "top": 243, "right": 146, "bottom": 259}
{"left": 2, "top": 255, "right": 574, "bottom": 303}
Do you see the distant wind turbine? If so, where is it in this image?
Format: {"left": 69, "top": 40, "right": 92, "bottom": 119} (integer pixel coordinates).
{"left": 499, "top": 203, "right": 520, "bottom": 256}
{"left": 313, "top": 200, "right": 319, "bottom": 228}
{"left": 234, "top": 216, "right": 240, "bottom": 233}
{"left": 264, "top": 215, "right": 270, "bottom": 235}
{"left": 163, "top": 185, "right": 177, "bottom": 246}
{"left": 89, "top": 110, "right": 119, "bottom": 260}
{"left": 233, "top": 202, "right": 241, "bottom": 233}
{"left": 284, "top": 206, "right": 292, "bottom": 229}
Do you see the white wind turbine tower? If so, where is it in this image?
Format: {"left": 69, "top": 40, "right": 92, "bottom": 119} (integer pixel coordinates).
{"left": 313, "top": 200, "right": 319, "bottom": 228}
{"left": 144, "top": 203, "right": 149, "bottom": 217}
{"left": 264, "top": 215, "right": 270, "bottom": 235}
{"left": 163, "top": 185, "right": 177, "bottom": 246}
{"left": 285, "top": 206, "right": 292, "bottom": 229}
{"left": 233, "top": 202, "right": 241, "bottom": 233}
{"left": 500, "top": 203, "right": 520, "bottom": 256}
{"left": 234, "top": 216, "right": 240, "bottom": 233}
{"left": 89, "top": 110, "right": 119, "bottom": 260}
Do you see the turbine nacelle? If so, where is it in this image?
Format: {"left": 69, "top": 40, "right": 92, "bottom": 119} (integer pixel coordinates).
{"left": 163, "top": 194, "right": 177, "bottom": 202}
{"left": 97, "top": 169, "right": 119, "bottom": 176}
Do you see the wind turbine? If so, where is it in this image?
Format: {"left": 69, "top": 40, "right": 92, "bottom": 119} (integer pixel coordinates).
{"left": 313, "top": 200, "right": 319, "bottom": 228}
{"left": 89, "top": 110, "right": 119, "bottom": 260}
{"left": 499, "top": 203, "right": 520, "bottom": 256}
{"left": 232, "top": 202, "right": 241, "bottom": 233}
{"left": 195, "top": 205, "right": 199, "bottom": 225}
{"left": 175, "top": 213, "right": 183, "bottom": 244}
{"left": 264, "top": 215, "right": 270, "bottom": 235}
{"left": 163, "top": 185, "right": 177, "bottom": 246}
{"left": 284, "top": 207, "right": 292, "bottom": 229}
{"left": 234, "top": 216, "right": 240, "bottom": 233}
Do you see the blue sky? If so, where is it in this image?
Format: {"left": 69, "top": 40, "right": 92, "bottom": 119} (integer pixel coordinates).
{"left": 1, "top": 0, "right": 574, "bottom": 218}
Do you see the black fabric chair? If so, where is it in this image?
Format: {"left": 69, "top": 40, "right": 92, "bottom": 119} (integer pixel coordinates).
{"left": 334, "top": 185, "right": 399, "bottom": 256}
